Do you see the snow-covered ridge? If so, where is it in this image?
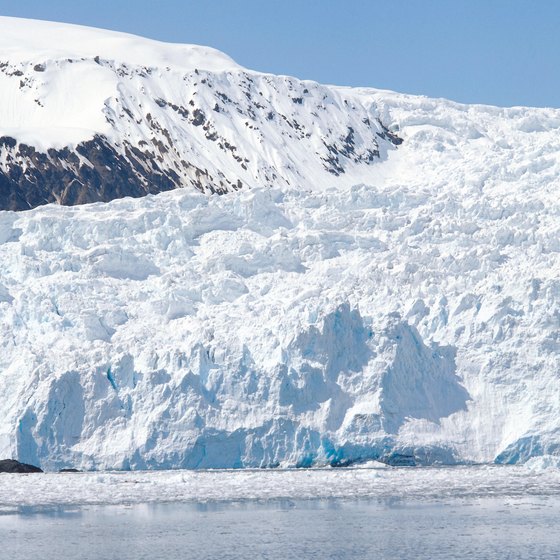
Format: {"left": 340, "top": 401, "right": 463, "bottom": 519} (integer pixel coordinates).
{"left": 0, "top": 16, "right": 240, "bottom": 71}
{"left": 0, "top": 17, "right": 400, "bottom": 210}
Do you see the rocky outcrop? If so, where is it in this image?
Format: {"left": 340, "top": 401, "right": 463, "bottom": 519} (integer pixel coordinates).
{"left": 0, "top": 459, "right": 43, "bottom": 473}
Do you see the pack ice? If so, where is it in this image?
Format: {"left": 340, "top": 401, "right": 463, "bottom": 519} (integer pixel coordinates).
{"left": 0, "top": 18, "right": 560, "bottom": 470}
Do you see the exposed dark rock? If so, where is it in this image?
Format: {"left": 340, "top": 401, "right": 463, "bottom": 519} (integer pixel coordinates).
{"left": 0, "top": 136, "right": 16, "bottom": 149}
{"left": 59, "top": 468, "right": 81, "bottom": 473}
{"left": 191, "top": 109, "right": 206, "bottom": 126}
{"left": 377, "top": 119, "right": 403, "bottom": 146}
{"left": 0, "top": 135, "right": 190, "bottom": 210}
{"left": 0, "top": 459, "right": 43, "bottom": 473}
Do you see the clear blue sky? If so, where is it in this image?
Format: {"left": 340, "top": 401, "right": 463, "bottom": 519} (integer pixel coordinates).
{"left": 1, "top": 0, "right": 559, "bottom": 108}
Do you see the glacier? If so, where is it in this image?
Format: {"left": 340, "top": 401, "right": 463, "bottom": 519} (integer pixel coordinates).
{"left": 0, "top": 18, "right": 560, "bottom": 471}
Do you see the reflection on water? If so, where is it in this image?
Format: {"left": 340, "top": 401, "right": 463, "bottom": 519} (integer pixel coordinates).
{"left": 1, "top": 498, "right": 560, "bottom": 560}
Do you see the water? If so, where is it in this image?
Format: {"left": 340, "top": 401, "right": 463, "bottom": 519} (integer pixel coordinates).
{"left": 2, "top": 497, "right": 560, "bottom": 560}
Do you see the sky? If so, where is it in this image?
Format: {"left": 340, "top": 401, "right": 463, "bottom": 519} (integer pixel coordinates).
{"left": 1, "top": 0, "right": 559, "bottom": 108}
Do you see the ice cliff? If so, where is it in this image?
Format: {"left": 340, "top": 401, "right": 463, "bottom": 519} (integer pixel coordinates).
{"left": 1, "top": 18, "right": 560, "bottom": 470}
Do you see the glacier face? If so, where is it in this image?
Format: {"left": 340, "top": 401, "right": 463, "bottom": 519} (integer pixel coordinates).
{"left": 1, "top": 18, "right": 560, "bottom": 470}
{"left": 2, "top": 91, "right": 560, "bottom": 468}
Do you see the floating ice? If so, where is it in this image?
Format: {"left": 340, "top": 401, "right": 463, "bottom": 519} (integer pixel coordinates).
{"left": 1, "top": 466, "right": 560, "bottom": 511}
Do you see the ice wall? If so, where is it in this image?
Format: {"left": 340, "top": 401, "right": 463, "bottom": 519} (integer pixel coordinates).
{"left": 1, "top": 167, "right": 559, "bottom": 469}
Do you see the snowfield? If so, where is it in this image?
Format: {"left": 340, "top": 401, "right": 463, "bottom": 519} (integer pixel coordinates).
{"left": 0, "top": 15, "right": 240, "bottom": 148}
{"left": 1, "top": 18, "right": 560, "bottom": 471}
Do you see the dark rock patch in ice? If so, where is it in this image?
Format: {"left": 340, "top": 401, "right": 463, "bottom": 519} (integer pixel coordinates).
{"left": 0, "top": 459, "right": 43, "bottom": 473}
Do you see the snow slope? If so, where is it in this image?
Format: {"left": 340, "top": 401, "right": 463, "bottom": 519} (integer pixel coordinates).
{"left": 0, "top": 16, "right": 399, "bottom": 210}
{"left": 0, "top": 16, "right": 239, "bottom": 148}
{"left": 1, "top": 18, "right": 560, "bottom": 470}
{"left": 0, "top": 16, "right": 240, "bottom": 72}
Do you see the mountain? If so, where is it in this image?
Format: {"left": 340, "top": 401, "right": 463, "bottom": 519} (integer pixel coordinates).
{"left": 0, "top": 16, "right": 400, "bottom": 211}
{"left": 1, "top": 18, "right": 560, "bottom": 471}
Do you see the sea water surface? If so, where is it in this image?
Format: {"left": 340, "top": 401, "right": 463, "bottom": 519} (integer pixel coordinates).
{"left": 1, "top": 465, "right": 560, "bottom": 559}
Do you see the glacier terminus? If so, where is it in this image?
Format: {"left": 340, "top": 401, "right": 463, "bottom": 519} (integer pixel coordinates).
{"left": 0, "top": 16, "right": 559, "bottom": 471}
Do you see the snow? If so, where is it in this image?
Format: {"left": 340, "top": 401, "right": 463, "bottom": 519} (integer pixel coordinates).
{"left": 0, "top": 18, "right": 560, "bottom": 471}
{"left": 0, "top": 16, "right": 237, "bottom": 150}
{"left": 0, "top": 16, "right": 240, "bottom": 72}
